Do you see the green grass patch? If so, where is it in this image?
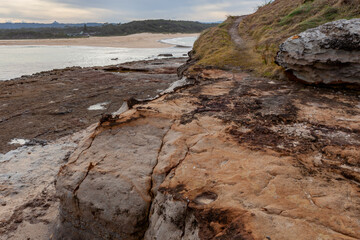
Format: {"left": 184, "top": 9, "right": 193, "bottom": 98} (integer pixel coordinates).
{"left": 279, "top": 3, "right": 313, "bottom": 26}
{"left": 191, "top": 0, "right": 360, "bottom": 78}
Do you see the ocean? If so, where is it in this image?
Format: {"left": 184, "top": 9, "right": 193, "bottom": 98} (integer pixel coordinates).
{"left": 0, "top": 36, "right": 197, "bottom": 81}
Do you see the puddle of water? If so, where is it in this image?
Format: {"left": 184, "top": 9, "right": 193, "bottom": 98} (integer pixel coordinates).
{"left": 9, "top": 138, "right": 29, "bottom": 145}
{"left": 88, "top": 102, "right": 109, "bottom": 111}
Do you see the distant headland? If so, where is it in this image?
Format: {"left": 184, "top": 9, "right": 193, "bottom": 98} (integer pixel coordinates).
{"left": 0, "top": 19, "right": 217, "bottom": 39}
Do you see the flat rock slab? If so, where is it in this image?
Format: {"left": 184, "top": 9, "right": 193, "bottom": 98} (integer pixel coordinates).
{"left": 276, "top": 18, "right": 360, "bottom": 85}
{"left": 55, "top": 67, "right": 360, "bottom": 239}
{"left": 0, "top": 58, "right": 186, "bottom": 153}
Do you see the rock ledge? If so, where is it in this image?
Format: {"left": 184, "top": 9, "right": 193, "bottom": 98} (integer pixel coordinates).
{"left": 276, "top": 18, "right": 360, "bottom": 85}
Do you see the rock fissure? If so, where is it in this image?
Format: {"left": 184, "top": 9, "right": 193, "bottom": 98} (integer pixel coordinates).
{"left": 150, "top": 123, "right": 174, "bottom": 195}
{"left": 165, "top": 146, "right": 190, "bottom": 181}
{"left": 67, "top": 134, "right": 97, "bottom": 165}
{"left": 144, "top": 123, "right": 174, "bottom": 237}
{"left": 72, "top": 154, "right": 107, "bottom": 213}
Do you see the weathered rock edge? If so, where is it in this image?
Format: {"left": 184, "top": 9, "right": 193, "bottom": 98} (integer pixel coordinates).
{"left": 276, "top": 18, "right": 360, "bottom": 86}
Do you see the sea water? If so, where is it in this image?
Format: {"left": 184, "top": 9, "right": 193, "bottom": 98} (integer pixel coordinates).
{"left": 0, "top": 36, "right": 197, "bottom": 81}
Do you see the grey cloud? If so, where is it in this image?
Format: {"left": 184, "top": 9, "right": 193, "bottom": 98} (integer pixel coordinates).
{"left": 2, "top": 0, "right": 264, "bottom": 23}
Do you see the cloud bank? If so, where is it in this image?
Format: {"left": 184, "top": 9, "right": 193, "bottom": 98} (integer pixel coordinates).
{"left": 0, "top": 0, "right": 264, "bottom": 23}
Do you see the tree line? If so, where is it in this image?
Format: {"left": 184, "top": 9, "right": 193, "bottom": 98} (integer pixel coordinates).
{"left": 0, "top": 20, "right": 218, "bottom": 39}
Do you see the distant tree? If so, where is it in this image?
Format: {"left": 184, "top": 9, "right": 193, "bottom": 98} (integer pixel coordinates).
{"left": 83, "top": 24, "right": 87, "bottom": 32}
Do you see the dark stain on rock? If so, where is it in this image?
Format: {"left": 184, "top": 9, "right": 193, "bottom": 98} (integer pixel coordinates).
{"left": 194, "top": 208, "right": 254, "bottom": 240}
{"left": 159, "top": 184, "right": 187, "bottom": 201}
{"left": 103, "top": 66, "right": 150, "bottom": 73}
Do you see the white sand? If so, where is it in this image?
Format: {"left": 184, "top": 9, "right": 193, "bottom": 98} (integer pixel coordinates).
{"left": 0, "top": 33, "right": 199, "bottom": 48}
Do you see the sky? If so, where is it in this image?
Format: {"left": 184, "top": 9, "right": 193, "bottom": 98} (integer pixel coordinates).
{"left": 0, "top": 0, "right": 265, "bottom": 23}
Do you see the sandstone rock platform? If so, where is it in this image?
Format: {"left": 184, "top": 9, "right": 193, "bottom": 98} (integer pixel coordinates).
{"left": 55, "top": 67, "right": 360, "bottom": 239}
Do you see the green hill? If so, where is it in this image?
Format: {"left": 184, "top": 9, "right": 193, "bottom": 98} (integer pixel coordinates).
{"left": 0, "top": 19, "right": 217, "bottom": 39}
{"left": 190, "top": 0, "right": 360, "bottom": 77}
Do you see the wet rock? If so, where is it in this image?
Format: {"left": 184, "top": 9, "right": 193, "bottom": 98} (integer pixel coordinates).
{"left": 0, "top": 58, "right": 186, "bottom": 154}
{"left": 276, "top": 18, "right": 360, "bottom": 85}
{"left": 158, "top": 53, "right": 174, "bottom": 57}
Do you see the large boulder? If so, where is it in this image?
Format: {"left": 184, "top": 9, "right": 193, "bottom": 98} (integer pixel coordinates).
{"left": 276, "top": 18, "right": 360, "bottom": 85}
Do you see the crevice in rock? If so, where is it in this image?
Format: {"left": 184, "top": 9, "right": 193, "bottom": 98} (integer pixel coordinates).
{"left": 72, "top": 154, "right": 107, "bottom": 210}
{"left": 164, "top": 146, "right": 190, "bottom": 181}
{"left": 0, "top": 111, "right": 29, "bottom": 124}
{"left": 67, "top": 133, "right": 97, "bottom": 165}
{"left": 180, "top": 202, "right": 190, "bottom": 238}
{"left": 163, "top": 135, "right": 207, "bottom": 181}
{"left": 150, "top": 123, "right": 174, "bottom": 196}
{"left": 73, "top": 155, "right": 107, "bottom": 198}
{"left": 72, "top": 162, "right": 94, "bottom": 195}
{"left": 142, "top": 123, "right": 174, "bottom": 238}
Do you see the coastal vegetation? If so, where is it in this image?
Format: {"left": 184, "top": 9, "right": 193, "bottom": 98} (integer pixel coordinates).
{"left": 191, "top": 0, "right": 360, "bottom": 77}
{"left": 0, "top": 19, "right": 217, "bottom": 39}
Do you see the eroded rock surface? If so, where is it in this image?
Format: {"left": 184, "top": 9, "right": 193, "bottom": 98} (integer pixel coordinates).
{"left": 0, "top": 127, "right": 93, "bottom": 240}
{"left": 55, "top": 65, "right": 360, "bottom": 239}
{"left": 276, "top": 18, "right": 360, "bottom": 85}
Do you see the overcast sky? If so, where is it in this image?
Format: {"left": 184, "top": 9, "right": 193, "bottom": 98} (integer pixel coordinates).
{"left": 0, "top": 0, "right": 264, "bottom": 23}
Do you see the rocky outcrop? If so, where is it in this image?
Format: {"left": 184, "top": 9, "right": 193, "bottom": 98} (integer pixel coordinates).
{"left": 0, "top": 58, "right": 192, "bottom": 239}
{"left": 276, "top": 18, "right": 360, "bottom": 85}
{"left": 55, "top": 66, "right": 360, "bottom": 239}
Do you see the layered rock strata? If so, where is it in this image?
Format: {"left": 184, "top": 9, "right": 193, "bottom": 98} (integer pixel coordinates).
{"left": 55, "top": 67, "right": 360, "bottom": 239}
{"left": 276, "top": 18, "right": 360, "bottom": 85}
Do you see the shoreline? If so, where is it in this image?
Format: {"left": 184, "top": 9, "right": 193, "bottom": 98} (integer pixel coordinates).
{"left": 0, "top": 33, "right": 199, "bottom": 48}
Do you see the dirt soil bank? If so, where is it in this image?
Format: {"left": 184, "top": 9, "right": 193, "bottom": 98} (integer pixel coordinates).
{"left": 0, "top": 58, "right": 187, "bottom": 153}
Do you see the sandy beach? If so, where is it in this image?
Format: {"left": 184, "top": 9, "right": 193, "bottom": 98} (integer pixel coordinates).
{"left": 0, "top": 33, "right": 199, "bottom": 48}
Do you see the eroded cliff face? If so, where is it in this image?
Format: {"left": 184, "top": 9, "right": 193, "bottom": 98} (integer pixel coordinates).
{"left": 55, "top": 68, "right": 360, "bottom": 239}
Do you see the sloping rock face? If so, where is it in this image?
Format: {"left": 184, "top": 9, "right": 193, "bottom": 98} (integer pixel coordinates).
{"left": 55, "top": 68, "right": 360, "bottom": 239}
{"left": 276, "top": 18, "right": 360, "bottom": 85}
